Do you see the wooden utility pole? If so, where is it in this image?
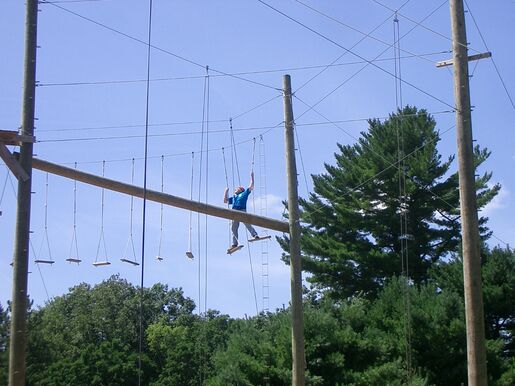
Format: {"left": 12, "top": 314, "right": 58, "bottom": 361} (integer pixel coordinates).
{"left": 449, "top": 0, "right": 488, "bottom": 384}
{"left": 9, "top": 1, "right": 38, "bottom": 385}
{"left": 283, "top": 74, "right": 306, "bottom": 386}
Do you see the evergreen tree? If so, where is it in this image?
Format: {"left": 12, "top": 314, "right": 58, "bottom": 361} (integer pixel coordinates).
{"left": 0, "top": 303, "right": 9, "bottom": 386}
{"left": 281, "top": 106, "right": 499, "bottom": 299}
{"left": 431, "top": 245, "right": 515, "bottom": 357}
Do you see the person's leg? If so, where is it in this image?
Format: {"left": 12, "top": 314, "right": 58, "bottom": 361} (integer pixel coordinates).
{"left": 244, "top": 222, "right": 258, "bottom": 238}
{"left": 231, "top": 220, "right": 240, "bottom": 246}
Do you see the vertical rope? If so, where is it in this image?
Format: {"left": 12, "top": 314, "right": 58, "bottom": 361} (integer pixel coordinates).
{"left": 0, "top": 168, "right": 9, "bottom": 207}
{"left": 259, "top": 135, "right": 270, "bottom": 313}
{"left": 251, "top": 137, "right": 256, "bottom": 213}
{"left": 37, "top": 172, "right": 53, "bottom": 263}
{"left": 138, "top": 0, "right": 153, "bottom": 383}
{"left": 44, "top": 172, "right": 48, "bottom": 233}
{"left": 244, "top": 235, "right": 259, "bottom": 315}
{"left": 94, "top": 161, "right": 107, "bottom": 264}
{"left": 394, "top": 13, "right": 412, "bottom": 384}
{"left": 196, "top": 68, "right": 210, "bottom": 386}
{"left": 157, "top": 155, "right": 164, "bottom": 259}
{"left": 395, "top": 14, "right": 403, "bottom": 108}
{"left": 221, "top": 147, "right": 231, "bottom": 246}
{"left": 73, "top": 164, "right": 78, "bottom": 258}
{"left": 248, "top": 139, "right": 259, "bottom": 314}
{"left": 44, "top": 173, "right": 51, "bottom": 258}
{"left": 204, "top": 66, "right": 210, "bottom": 313}
{"left": 229, "top": 118, "right": 235, "bottom": 191}
{"left": 392, "top": 12, "right": 404, "bottom": 109}
{"left": 197, "top": 70, "right": 209, "bottom": 315}
{"left": 123, "top": 159, "right": 137, "bottom": 263}
{"left": 130, "top": 159, "right": 134, "bottom": 239}
{"left": 188, "top": 152, "right": 194, "bottom": 255}
{"left": 229, "top": 118, "right": 241, "bottom": 186}
{"left": 293, "top": 123, "right": 310, "bottom": 196}
{"left": 67, "top": 163, "right": 80, "bottom": 262}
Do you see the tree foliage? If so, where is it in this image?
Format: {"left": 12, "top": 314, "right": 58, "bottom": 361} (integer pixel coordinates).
{"left": 0, "top": 303, "right": 9, "bottom": 386}
{"left": 0, "top": 268, "right": 512, "bottom": 385}
{"left": 25, "top": 275, "right": 193, "bottom": 385}
{"left": 281, "top": 106, "right": 499, "bottom": 299}
{"left": 431, "top": 245, "right": 515, "bottom": 357}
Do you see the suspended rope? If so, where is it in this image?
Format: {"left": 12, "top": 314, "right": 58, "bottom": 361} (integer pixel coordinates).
{"left": 245, "top": 139, "right": 260, "bottom": 314}
{"left": 246, "top": 138, "right": 260, "bottom": 314}
{"left": 393, "top": 13, "right": 413, "bottom": 384}
{"left": 244, "top": 236, "right": 260, "bottom": 315}
{"left": 186, "top": 152, "right": 194, "bottom": 259}
{"left": 393, "top": 12, "right": 404, "bottom": 109}
{"left": 121, "top": 159, "right": 139, "bottom": 266}
{"left": 138, "top": 0, "right": 154, "bottom": 384}
{"left": 250, "top": 137, "right": 257, "bottom": 213}
{"left": 258, "top": 135, "right": 270, "bottom": 313}
{"left": 66, "top": 162, "right": 81, "bottom": 264}
{"left": 204, "top": 66, "right": 210, "bottom": 314}
{"left": 293, "top": 123, "right": 310, "bottom": 196}
{"left": 156, "top": 155, "right": 165, "bottom": 261}
{"left": 93, "top": 161, "right": 110, "bottom": 267}
{"left": 0, "top": 168, "right": 9, "bottom": 215}
{"left": 221, "top": 147, "right": 232, "bottom": 247}
{"left": 193, "top": 64, "right": 211, "bottom": 386}
{"left": 158, "top": 157, "right": 166, "bottom": 256}
{"left": 30, "top": 241, "right": 50, "bottom": 301}
{"left": 229, "top": 118, "right": 241, "bottom": 187}
{"left": 35, "top": 172, "right": 55, "bottom": 265}
{"left": 197, "top": 67, "right": 209, "bottom": 316}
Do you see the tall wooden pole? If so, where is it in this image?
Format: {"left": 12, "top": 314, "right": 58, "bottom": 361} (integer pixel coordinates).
{"left": 283, "top": 74, "right": 305, "bottom": 386}
{"left": 9, "top": 1, "right": 38, "bottom": 385}
{"left": 449, "top": 1, "right": 488, "bottom": 384}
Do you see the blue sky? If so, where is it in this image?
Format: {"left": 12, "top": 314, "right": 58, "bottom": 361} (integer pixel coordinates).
{"left": 1, "top": 0, "right": 513, "bottom": 317}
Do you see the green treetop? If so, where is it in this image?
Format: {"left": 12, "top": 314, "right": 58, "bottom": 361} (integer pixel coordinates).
{"left": 281, "top": 106, "right": 499, "bottom": 299}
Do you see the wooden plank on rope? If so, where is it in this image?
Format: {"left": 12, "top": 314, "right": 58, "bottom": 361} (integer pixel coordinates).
{"left": 26, "top": 156, "right": 290, "bottom": 234}
{"left": 435, "top": 51, "right": 491, "bottom": 68}
{"left": 0, "top": 144, "right": 29, "bottom": 181}
{"left": 0, "top": 130, "right": 35, "bottom": 146}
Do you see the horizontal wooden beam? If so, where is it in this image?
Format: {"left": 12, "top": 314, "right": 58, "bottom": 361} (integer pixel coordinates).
{"left": 0, "top": 130, "right": 35, "bottom": 146}
{"left": 28, "top": 156, "right": 290, "bottom": 234}
{"left": 436, "top": 51, "right": 491, "bottom": 68}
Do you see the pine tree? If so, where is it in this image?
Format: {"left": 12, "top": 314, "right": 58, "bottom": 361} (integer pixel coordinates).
{"left": 281, "top": 106, "right": 499, "bottom": 299}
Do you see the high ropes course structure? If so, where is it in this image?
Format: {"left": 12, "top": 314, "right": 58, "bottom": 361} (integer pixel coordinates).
{"left": 3, "top": 0, "right": 305, "bottom": 380}
{"left": 3, "top": 0, "right": 498, "bottom": 385}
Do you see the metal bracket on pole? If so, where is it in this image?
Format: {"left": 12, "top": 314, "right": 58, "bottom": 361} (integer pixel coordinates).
{"left": 436, "top": 51, "right": 491, "bottom": 68}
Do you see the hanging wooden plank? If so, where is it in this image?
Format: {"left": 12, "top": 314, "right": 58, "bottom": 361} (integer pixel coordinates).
{"left": 27, "top": 156, "right": 290, "bottom": 233}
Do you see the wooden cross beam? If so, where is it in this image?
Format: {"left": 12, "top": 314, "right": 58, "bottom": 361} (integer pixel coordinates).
{"left": 436, "top": 51, "right": 491, "bottom": 68}
{"left": 0, "top": 130, "right": 35, "bottom": 146}
{"left": 26, "top": 156, "right": 290, "bottom": 234}
{"left": 0, "top": 145, "right": 29, "bottom": 181}
{"left": 0, "top": 130, "right": 35, "bottom": 181}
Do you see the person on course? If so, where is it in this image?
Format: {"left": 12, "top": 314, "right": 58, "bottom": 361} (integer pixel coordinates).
{"left": 224, "top": 171, "right": 260, "bottom": 252}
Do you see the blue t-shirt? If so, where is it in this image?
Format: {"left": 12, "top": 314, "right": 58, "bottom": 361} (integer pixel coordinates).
{"left": 228, "top": 188, "right": 251, "bottom": 210}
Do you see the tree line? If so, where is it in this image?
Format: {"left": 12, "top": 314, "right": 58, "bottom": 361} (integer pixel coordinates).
{"left": 1, "top": 107, "right": 513, "bottom": 385}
